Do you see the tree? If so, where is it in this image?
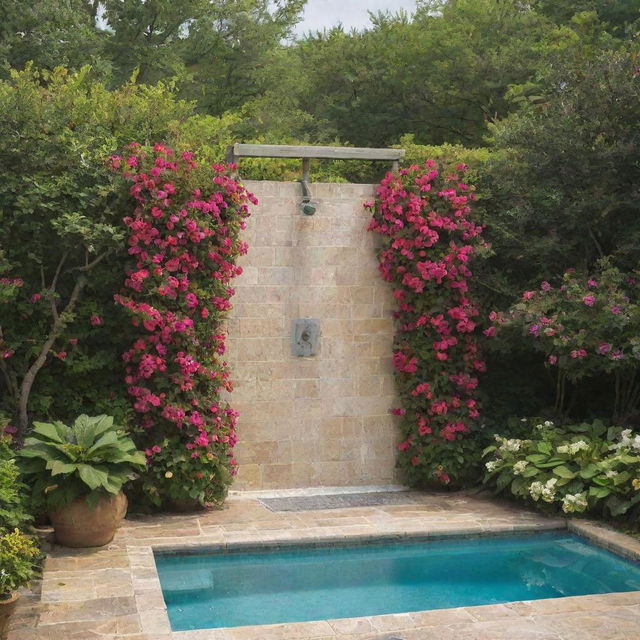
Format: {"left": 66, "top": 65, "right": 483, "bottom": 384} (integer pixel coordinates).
{"left": 0, "top": 67, "right": 201, "bottom": 437}
{"left": 0, "top": 0, "right": 104, "bottom": 75}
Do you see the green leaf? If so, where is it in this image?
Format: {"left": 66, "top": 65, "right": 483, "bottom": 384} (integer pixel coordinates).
{"left": 87, "top": 430, "right": 118, "bottom": 454}
{"left": 553, "top": 465, "right": 577, "bottom": 479}
{"left": 579, "top": 464, "right": 599, "bottom": 479}
{"left": 31, "top": 421, "right": 65, "bottom": 443}
{"left": 73, "top": 414, "right": 97, "bottom": 449}
{"left": 537, "top": 442, "right": 552, "bottom": 455}
{"left": 77, "top": 464, "right": 110, "bottom": 490}
{"left": 510, "top": 476, "right": 526, "bottom": 495}
{"left": 589, "top": 486, "right": 611, "bottom": 499}
{"left": 46, "top": 460, "right": 77, "bottom": 476}
{"left": 495, "top": 470, "right": 512, "bottom": 492}
{"left": 525, "top": 454, "right": 548, "bottom": 463}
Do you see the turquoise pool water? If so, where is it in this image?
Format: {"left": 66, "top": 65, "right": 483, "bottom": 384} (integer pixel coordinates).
{"left": 155, "top": 532, "right": 640, "bottom": 630}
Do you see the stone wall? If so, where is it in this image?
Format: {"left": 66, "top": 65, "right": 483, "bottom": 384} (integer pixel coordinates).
{"left": 226, "top": 181, "right": 399, "bottom": 489}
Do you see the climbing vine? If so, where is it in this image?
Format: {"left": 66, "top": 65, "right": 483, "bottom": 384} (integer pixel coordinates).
{"left": 113, "top": 144, "right": 256, "bottom": 507}
{"left": 367, "top": 162, "right": 488, "bottom": 486}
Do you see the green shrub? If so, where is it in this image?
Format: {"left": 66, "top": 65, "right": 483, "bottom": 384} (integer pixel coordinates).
{"left": 483, "top": 419, "right": 640, "bottom": 519}
{"left": 0, "top": 529, "right": 40, "bottom": 599}
{"left": 0, "top": 435, "right": 31, "bottom": 531}
{"left": 18, "top": 414, "right": 146, "bottom": 509}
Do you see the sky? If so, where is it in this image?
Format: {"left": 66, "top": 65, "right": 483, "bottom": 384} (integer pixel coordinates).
{"left": 293, "top": 0, "right": 418, "bottom": 35}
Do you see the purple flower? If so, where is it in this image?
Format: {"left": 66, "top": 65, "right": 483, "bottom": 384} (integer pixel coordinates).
{"left": 540, "top": 281, "right": 552, "bottom": 292}
{"left": 598, "top": 343, "right": 612, "bottom": 355}
{"left": 529, "top": 324, "right": 540, "bottom": 335}
{"left": 583, "top": 295, "right": 596, "bottom": 307}
{"left": 611, "top": 350, "right": 624, "bottom": 360}
{"left": 587, "top": 279, "right": 598, "bottom": 288}
{"left": 611, "top": 305, "right": 621, "bottom": 315}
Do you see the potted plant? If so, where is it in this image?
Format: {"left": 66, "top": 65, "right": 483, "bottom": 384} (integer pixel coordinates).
{"left": 18, "top": 415, "right": 146, "bottom": 547}
{"left": 0, "top": 529, "right": 39, "bottom": 639}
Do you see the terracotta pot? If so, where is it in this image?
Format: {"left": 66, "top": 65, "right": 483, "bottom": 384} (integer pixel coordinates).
{"left": 0, "top": 592, "right": 19, "bottom": 640}
{"left": 48, "top": 492, "right": 128, "bottom": 548}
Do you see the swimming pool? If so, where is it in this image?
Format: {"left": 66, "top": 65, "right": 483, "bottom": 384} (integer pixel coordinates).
{"left": 155, "top": 531, "right": 640, "bottom": 631}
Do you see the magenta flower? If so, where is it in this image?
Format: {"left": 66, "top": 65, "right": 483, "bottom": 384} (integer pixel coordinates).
{"left": 582, "top": 295, "right": 596, "bottom": 306}
{"left": 548, "top": 355, "right": 558, "bottom": 365}
{"left": 90, "top": 314, "right": 103, "bottom": 326}
{"left": 598, "top": 343, "right": 612, "bottom": 355}
{"left": 611, "top": 305, "right": 621, "bottom": 314}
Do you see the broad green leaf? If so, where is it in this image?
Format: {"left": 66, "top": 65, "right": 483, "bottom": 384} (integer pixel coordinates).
{"left": 90, "top": 414, "right": 114, "bottom": 439}
{"left": 579, "top": 464, "right": 599, "bottom": 479}
{"left": 537, "top": 442, "right": 552, "bottom": 455}
{"left": 73, "top": 414, "right": 96, "bottom": 449}
{"left": 46, "top": 460, "right": 78, "bottom": 476}
{"left": 77, "top": 464, "right": 110, "bottom": 490}
{"left": 495, "top": 470, "right": 512, "bottom": 492}
{"left": 87, "top": 430, "right": 118, "bottom": 454}
{"left": 31, "top": 421, "right": 65, "bottom": 443}
{"left": 553, "top": 466, "right": 576, "bottom": 479}
{"left": 589, "top": 486, "right": 611, "bottom": 499}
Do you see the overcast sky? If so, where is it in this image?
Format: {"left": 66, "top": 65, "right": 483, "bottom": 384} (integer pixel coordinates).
{"left": 293, "top": 0, "right": 418, "bottom": 35}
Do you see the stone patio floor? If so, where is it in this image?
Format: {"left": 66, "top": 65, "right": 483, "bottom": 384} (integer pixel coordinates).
{"left": 8, "top": 490, "right": 640, "bottom": 640}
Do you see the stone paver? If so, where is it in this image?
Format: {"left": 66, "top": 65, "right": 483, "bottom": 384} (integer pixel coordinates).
{"left": 8, "top": 490, "right": 640, "bottom": 640}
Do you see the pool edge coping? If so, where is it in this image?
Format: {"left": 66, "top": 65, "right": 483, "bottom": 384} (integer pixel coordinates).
{"left": 131, "top": 517, "right": 640, "bottom": 638}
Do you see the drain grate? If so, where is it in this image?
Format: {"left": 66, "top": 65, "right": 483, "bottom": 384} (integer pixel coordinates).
{"left": 258, "top": 491, "right": 419, "bottom": 512}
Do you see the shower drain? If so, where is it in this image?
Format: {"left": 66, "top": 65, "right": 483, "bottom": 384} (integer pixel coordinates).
{"left": 258, "top": 491, "right": 418, "bottom": 512}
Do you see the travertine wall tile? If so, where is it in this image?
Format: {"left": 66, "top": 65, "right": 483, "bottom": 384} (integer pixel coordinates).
{"left": 230, "top": 181, "right": 399, "bottom": 488}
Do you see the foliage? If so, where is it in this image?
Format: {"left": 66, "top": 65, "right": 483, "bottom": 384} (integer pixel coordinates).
{"left": 483, "top": 48, "right": 640, "bottom": 299}
{"left": 0, "top": 0, "right": 306, "bottom": 118}
{"left": 0, "top": 0, "right": 103, "bottom": 75}
{"left": 0, "top": 435, "right": 31, "bottom": 531}
{"left": 18, "top": 414, "right": 146, "bottom": 510}
{"left": 367, "top": 162, "right": 489, "bottom": 486}
{"left": 483, "top": 419, "right": 640, "bottom": 520}
{"left": 487, "top": 261, "right": 640, "bottom": 423}
{"left": 112, "top": 145, "right": 254, "bottom": 508}
{"left": 0, "top": 529, "right": 40, "bottom": 598}
{"left": 0, "top": 66, "right": 217, "bottom": 436}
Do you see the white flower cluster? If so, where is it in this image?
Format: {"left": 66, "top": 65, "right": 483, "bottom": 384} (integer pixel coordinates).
{"left": 485, "top": 460, "right": 500, "bottom": 472}
{"left": 561, "top": 492, "right": 588, "bottom": 513}
{"left": 529, "top": 478, "right": 558, "bottom": 502}
{"left": 494, "top": 435, "right": 528, "bottom": 453}
{"left": 610, "top": 429, "right": 640, "bottom": 452}
{"left": 512, "top": 460, "right": 529, "bottom": 475}
{"left": 535, "top": 420, "right": 554, "bottom": 430}
{"left": 556, "top": 440, "right": 589, "bottom": 455}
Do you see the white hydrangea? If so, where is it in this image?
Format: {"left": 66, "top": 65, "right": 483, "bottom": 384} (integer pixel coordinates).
{"left": 529, "top": 478, "right": 558, "bottom": 503}
{"left": 485, "top": 460, "right": 500, "bottom": 472}
{"left": 605, "top": 470, "right": 618, "bottom": 479}
{"left": 556, "top": 440, "right": 589, "bottom": 455}
{"left": 500, "top": 438, "right": 527, "bottom": 453}
{"left": 610, "top": 429, "right": 640, "bottom": 452}
{"left": 512, "top": 460, "right": 529, "bottom": 475}
{"left": 544, "top": 420, "right": 554, "bottom": 427}
{"left": 561, "top": 492, "right": 588, "bottom": 514}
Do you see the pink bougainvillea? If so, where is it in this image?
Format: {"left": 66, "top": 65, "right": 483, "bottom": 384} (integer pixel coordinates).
{"left": 113, "top": 144, "right": 256, "bottom": 507}
{"left": 367, "top": 161, "right": 488, "bottom": 486}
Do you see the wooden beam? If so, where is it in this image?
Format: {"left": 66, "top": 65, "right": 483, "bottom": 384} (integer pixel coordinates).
{"left": 232, "top": 143, "right": 404, "bottom": 162}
